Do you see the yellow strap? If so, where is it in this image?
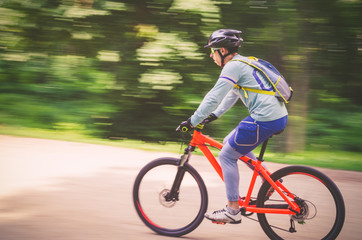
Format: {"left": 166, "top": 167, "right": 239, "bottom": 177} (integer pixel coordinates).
{"left": 234, "top": 84, "right": 275, "bottom": 98}
{"left": 248, "top": 56, "right": 259, "bottom": 61}
{"left": 234, "top": 84, "right": 248, "bottom": 97}
{"left": 275, "top": 76, "right": 281, "bottom": 86}
{"left": 242, "top": 88, "right": 248, "bottom": 98}
{"left": 233, "top": 84, "right": 241, "bottom": 89}
{"left": 242, "top": 87, "right": 276, "bottom": 96}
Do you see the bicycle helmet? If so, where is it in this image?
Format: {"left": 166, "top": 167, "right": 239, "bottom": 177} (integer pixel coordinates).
{"left": 204, "top": 29, "right": 243, "bottom": 48}
{"left": 205, "top": 29, "right": 243, "bottom": 67}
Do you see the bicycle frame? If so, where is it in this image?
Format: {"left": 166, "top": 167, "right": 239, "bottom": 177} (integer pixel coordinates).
{"left": 184, "top": 128, "right": 300, "bottom": 215}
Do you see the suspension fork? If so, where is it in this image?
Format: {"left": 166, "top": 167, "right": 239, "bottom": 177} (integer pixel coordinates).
{"left": 165, "top": 145, "right": 195, "bottom": 201}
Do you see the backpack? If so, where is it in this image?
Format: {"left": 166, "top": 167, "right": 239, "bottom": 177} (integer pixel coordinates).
{"left": 230, "top": 56, "right": 293, "bottom": 103}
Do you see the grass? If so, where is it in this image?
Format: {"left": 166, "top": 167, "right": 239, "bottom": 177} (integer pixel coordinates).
{"left": 264, "top": 151, "right": 362, "bottom": 172}
{"left": 0, "top": 125, "right": 183, "bottom": 152}
{"left": 1, "top": 125, "right": 361, "bottom": 172}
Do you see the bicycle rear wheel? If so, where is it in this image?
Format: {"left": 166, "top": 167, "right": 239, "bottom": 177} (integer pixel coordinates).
{"left": 133, "top": 157, "right": 208, "bottom": 237}
{"left": 257, "top": 165, "right": 345, "bottom": 240}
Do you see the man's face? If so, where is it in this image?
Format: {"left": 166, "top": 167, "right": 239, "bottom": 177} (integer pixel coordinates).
{"left": 210, "top": 47, "right": 225, "bottom": 67}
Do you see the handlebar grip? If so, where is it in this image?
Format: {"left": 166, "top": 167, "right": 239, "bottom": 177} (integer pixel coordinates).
{"left": 176, "top": 125, "right": 190, "bottom": 132}
{"left": 181, "top": 126, "right": 189, "bottom": 132}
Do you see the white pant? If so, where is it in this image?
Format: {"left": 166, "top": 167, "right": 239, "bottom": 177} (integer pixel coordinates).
{"left": 219, "top": 130, "right": 257, "bottom": 202}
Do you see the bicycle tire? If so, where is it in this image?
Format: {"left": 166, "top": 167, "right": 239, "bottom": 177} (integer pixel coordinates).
{"left": 133, "top": 157, "right": 208, "bottom": 237}
{"left": 256, "top": 165, "right": 345, "bottom": 240}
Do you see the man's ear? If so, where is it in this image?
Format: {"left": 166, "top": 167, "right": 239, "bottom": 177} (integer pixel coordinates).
{"left": 221, "top": 47, "right": 228, "bottom": 55}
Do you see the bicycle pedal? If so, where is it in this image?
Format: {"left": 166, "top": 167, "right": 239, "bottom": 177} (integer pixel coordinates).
{"left": 229, "top": 220, "right": 241, "bottom": 224}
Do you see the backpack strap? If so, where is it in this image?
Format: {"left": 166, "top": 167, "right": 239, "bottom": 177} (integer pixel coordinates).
{"left": 230, "top": 57, "right": 277, "bottom": 99}
{"left": 233, "top": 84, "right": 276, "bottom": 98}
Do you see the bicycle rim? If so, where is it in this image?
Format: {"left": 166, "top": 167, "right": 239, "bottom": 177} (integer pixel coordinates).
{"left": 257, "top": 166, "right": 345, "bottom": 240}
{"left": 133, "top": 158, "right": 208, "bottom": 237}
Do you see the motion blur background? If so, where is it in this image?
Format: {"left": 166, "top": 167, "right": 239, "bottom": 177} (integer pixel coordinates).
{"left": 0, "top": 0, "right": 361, "bottom": 155}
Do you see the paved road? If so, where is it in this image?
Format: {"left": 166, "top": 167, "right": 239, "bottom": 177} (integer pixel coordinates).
{"left": 0, "top": 135, "right": 361, "bottom": 240}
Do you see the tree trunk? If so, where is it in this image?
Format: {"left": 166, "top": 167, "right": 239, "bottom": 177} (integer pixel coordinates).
{"left": 284, "top": 53, "right": 310, "bottom": 152}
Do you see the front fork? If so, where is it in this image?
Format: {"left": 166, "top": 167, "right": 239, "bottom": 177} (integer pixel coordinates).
{"left": 165, "top": 145, "right": 195, "bottom": 202}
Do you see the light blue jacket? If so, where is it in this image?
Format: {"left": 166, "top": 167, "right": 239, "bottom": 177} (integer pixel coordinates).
{"left": 190, "top": 54, "right": 288, "bottom": 126}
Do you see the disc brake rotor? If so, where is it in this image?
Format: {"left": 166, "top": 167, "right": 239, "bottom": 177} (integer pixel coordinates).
{"left": 291, "top": 199, "right": 316, "bottom": 223}
{"left": 159, "top": 189, "right": 177, "bottom": 208}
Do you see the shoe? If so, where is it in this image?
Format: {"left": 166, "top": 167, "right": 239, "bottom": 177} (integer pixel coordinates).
{"left": 204, "top": 206, "right": 241, "bottom": 224}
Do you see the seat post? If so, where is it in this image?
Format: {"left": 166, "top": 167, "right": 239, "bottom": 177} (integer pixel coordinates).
{"left": 257, "top": 137, "right": 270, "bottom": 161}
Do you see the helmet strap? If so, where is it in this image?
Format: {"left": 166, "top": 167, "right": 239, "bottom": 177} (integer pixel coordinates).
{"left": 217, "top": 49, "right": 233, "bottom": 68}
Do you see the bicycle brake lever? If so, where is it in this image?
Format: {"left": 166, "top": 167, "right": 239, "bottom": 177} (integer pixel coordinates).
{"left": 176, "top": 125, "right": 181, "bottom": 132}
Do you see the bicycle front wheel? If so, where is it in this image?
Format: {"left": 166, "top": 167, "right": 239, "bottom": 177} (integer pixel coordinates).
{"left": 133, "top": 157, "right": 208, "bottom": 237}
{"left": 257, "top": 165, "right": 345, "bottom": 240}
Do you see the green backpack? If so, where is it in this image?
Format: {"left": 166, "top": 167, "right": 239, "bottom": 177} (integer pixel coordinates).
{"left": 231, "top": 56, "right": 293, "bottom": 103}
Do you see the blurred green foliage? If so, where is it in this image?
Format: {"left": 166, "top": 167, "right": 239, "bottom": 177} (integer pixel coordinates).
{"left": 0, "top": 0, "right": 361, "bottom": 152}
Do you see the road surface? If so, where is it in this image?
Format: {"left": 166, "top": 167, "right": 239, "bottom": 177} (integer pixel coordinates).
{"left": 0, "top": 135, "right": 361, "bottom": 239}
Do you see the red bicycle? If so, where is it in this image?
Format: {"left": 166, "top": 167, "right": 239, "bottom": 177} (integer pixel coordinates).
{"left": 133, "top": 124, "right": 345, "bottom": 239}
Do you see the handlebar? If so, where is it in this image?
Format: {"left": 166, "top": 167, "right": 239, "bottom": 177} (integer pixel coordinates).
{"left": 177, "top": 113, "right": 217, "bottom": 133}
{"left": 176, "top": 123, "right": 205, "bottom": 133}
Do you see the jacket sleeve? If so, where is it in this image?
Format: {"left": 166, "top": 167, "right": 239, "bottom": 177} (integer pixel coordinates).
{"left": 190, "top": 79, "right": 234, "bottom": 126}
{"left": 212, "top": 90, "right": 239, "bottom": 118}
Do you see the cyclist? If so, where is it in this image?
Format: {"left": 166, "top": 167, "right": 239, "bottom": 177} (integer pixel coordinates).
{"left": 177, "top": 29, "right": 288, "bottom": 224}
